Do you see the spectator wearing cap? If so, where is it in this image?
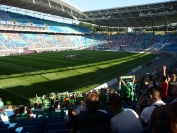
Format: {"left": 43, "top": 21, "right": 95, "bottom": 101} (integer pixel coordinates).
{"left": 71, "top": 92, "right": 111, "bottom": 133}
{"left": 107, "top": 93, "right": 142, "bottom": 133}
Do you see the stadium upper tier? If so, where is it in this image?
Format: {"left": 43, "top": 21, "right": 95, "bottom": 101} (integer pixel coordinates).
{"left": 0, "top": 32, "right": 176, "bottom": 52}
{"left": 0, "top": 11, "right": 90, "bottom": 34}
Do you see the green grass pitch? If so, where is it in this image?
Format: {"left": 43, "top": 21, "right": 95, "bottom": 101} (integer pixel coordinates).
{"left": 0, "top": 50, "right": 157, "bottom": 105}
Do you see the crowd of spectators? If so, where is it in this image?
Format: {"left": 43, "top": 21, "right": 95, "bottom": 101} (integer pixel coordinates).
{"left": 0, "top": 32, "right": 176, "bottom": 51}
{"left": 0, "top": 63, "right": 177, "bottom": 133}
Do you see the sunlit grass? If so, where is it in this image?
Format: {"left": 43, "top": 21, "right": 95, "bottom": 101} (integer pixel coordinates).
{"left": 0, "top": 50, "right": 157, "bottom": 105}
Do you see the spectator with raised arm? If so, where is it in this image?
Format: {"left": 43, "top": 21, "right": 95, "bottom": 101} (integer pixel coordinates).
{"left": 120, "top": 75, "right": 136, "bottom": 101}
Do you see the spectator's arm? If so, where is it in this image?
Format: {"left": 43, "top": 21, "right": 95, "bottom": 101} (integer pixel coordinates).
{"left": 132, "top": 75, "right": 135, "bottom": 84}
{"left": 120, "top": 79, "right": 126, "bottom": 86}
{"left": 162, "top": 66, "right": 167, "bottom": 77}
{"left": 136, "top": 95, "right": 146, "bottom": 116}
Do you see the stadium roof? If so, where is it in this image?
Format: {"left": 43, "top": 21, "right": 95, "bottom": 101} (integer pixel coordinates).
{"left": 0, "top": 0, "right": 89, "bottom": 20}
{"left": 0, "top": 0, "right": 177, "bottom": 27}
{"left": 82, "top": 1, "right": 177, "bottom": 27}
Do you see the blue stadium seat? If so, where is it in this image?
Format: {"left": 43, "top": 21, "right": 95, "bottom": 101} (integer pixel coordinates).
{"left": 48, "top": 119, "right": 64, "bottom": 124}
{"left": 5, "top": 110, "right": 14, "bottom": 117}
{"left": 0, "top": 121, "right": 10, "bottom": 128}
{"left": 25, "top": 121, "right": 44, "bottom": 133}
{"left": 55, "top": 122, "right": 67, "bottom": 129}
{"left": 15, "top": 126, "right": 40, "bottom": 133}
{"left": 13, "top": 119, "right": 28, "bottom": 126}
{"left": 45, "top": 122, "right": 67, "bottom": 131}
{"left": 8, "top": 123, "right": 22, "bottom": 133}
{"left": 0, "top": 128, "right": 12, "bottom": 133}
{"left": 44, "top": 130, "right": 57, "bottom": 133}
{"left": 55, "top": 129, "right": 70, "bottom": 133}
{"left": 45, "top": 123, "right": 58, "bottom": 131}
{"left": 44, "top": 129, "right": 70, "bottom": 133}
{"left": 31, "top": 118, "right": 47, "bottom": 124}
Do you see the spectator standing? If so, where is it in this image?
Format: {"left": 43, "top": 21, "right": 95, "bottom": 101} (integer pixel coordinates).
{"left": 160, "top": 76, "right": 169, "bottom": 100}
{"left": 136, "top": 86, "right": 165, "bottom": 126}
{"left": 99, "top": 88, "right": 108, "bottom": 109}
{"left": 168, "top": 74, "right": 177, "bottom": 97}
{"left": 71, "top": 92, "right": 111, "bottom": 133}
{"left": 107, "top": 93, "right": 142, "bottom": 133}
{"left": 0, "top": 98, "right": 4, "bottom": 109}
{"left": 36, "top": 93, "right": 53, "bottom": 113}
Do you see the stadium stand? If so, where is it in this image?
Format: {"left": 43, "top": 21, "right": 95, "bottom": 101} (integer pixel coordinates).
{"left": 0, "top": 0, "right": 177, "bottom": 133}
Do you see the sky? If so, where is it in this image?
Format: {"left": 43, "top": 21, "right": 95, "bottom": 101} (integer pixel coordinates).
{"left": 69, "top": 0, "right": 172, "bottom": 11}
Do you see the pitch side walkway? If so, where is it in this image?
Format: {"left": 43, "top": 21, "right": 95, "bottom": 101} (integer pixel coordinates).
{"left": 133, "top": 54, "right": 175, "bottom": 77}
{"left": 111, "top": 54, "right": 176, "bottom": 89}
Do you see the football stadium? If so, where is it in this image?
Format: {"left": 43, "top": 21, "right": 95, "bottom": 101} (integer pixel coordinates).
{"left": 0, "top": 0, "right": 177, "bottom": 133}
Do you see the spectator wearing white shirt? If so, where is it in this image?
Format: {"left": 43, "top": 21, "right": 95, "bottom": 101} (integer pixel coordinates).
{"left": 136, "top": 86, "right": 165, "bottom": 126}
{"left": 107, "top": 93, "right": 142, "bottom": 133}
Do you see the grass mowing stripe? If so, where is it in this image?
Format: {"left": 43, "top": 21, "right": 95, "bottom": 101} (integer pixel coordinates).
{"left": 70, "top": 54, "right": 156, "bottom": 92}
{"left": 0, "top": 51, "right": 157, "bottom": 105}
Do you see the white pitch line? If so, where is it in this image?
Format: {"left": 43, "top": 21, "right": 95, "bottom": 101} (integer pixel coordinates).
{"left": 1, "top": 73, "right": 55, "bottom": 87}
{"left": 0, "top": 87, "right": 36, "bottom": 103}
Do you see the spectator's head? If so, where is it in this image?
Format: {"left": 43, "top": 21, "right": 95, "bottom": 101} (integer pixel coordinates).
{"left": 0, "top": 98, "right": 2, "bottom": 101}
{"left": 150, "top": 105, "right": 177, "bottom": 133}
{"left": 8, "top": 105, "right": 13, "bottom": 110}
{"left": 109, "top": 88, "right": 115, "bottom": 94}
{"left": 27, "top": 109, "right": 32, "bottom": 114}
{"left": 14, "top": 108, "right": 19, "bottom": 116}
{"left": 161, "top": 76, "right": 167, "bottom": 82}
{"left": 68, "top": 103, "right": 75, "bottom": 109}
{"left": 56, "top": 105, "right": 60, "bottom": 110}
{"left": 149, "top": 86, "right": 162, "bottom": 104}
{"left": 106, "top": 93, "right": 122, "bottom": 114}
{"left": 171, "top": 74, "right": 177, "bottom": 82}
{"left": 19, "top": 106, "right": 26, "bottom": 114}
{"left": 149, "top": 75, "right": 155, "bottom": 81}
{"left": 46, "top": 93, "right": 50, "bottom": 98}
{"left": 68, "top": 109, "right": 77, "bottom": 121}
{"left": 85, "top": 92, "right": 100, "bottom": 111}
